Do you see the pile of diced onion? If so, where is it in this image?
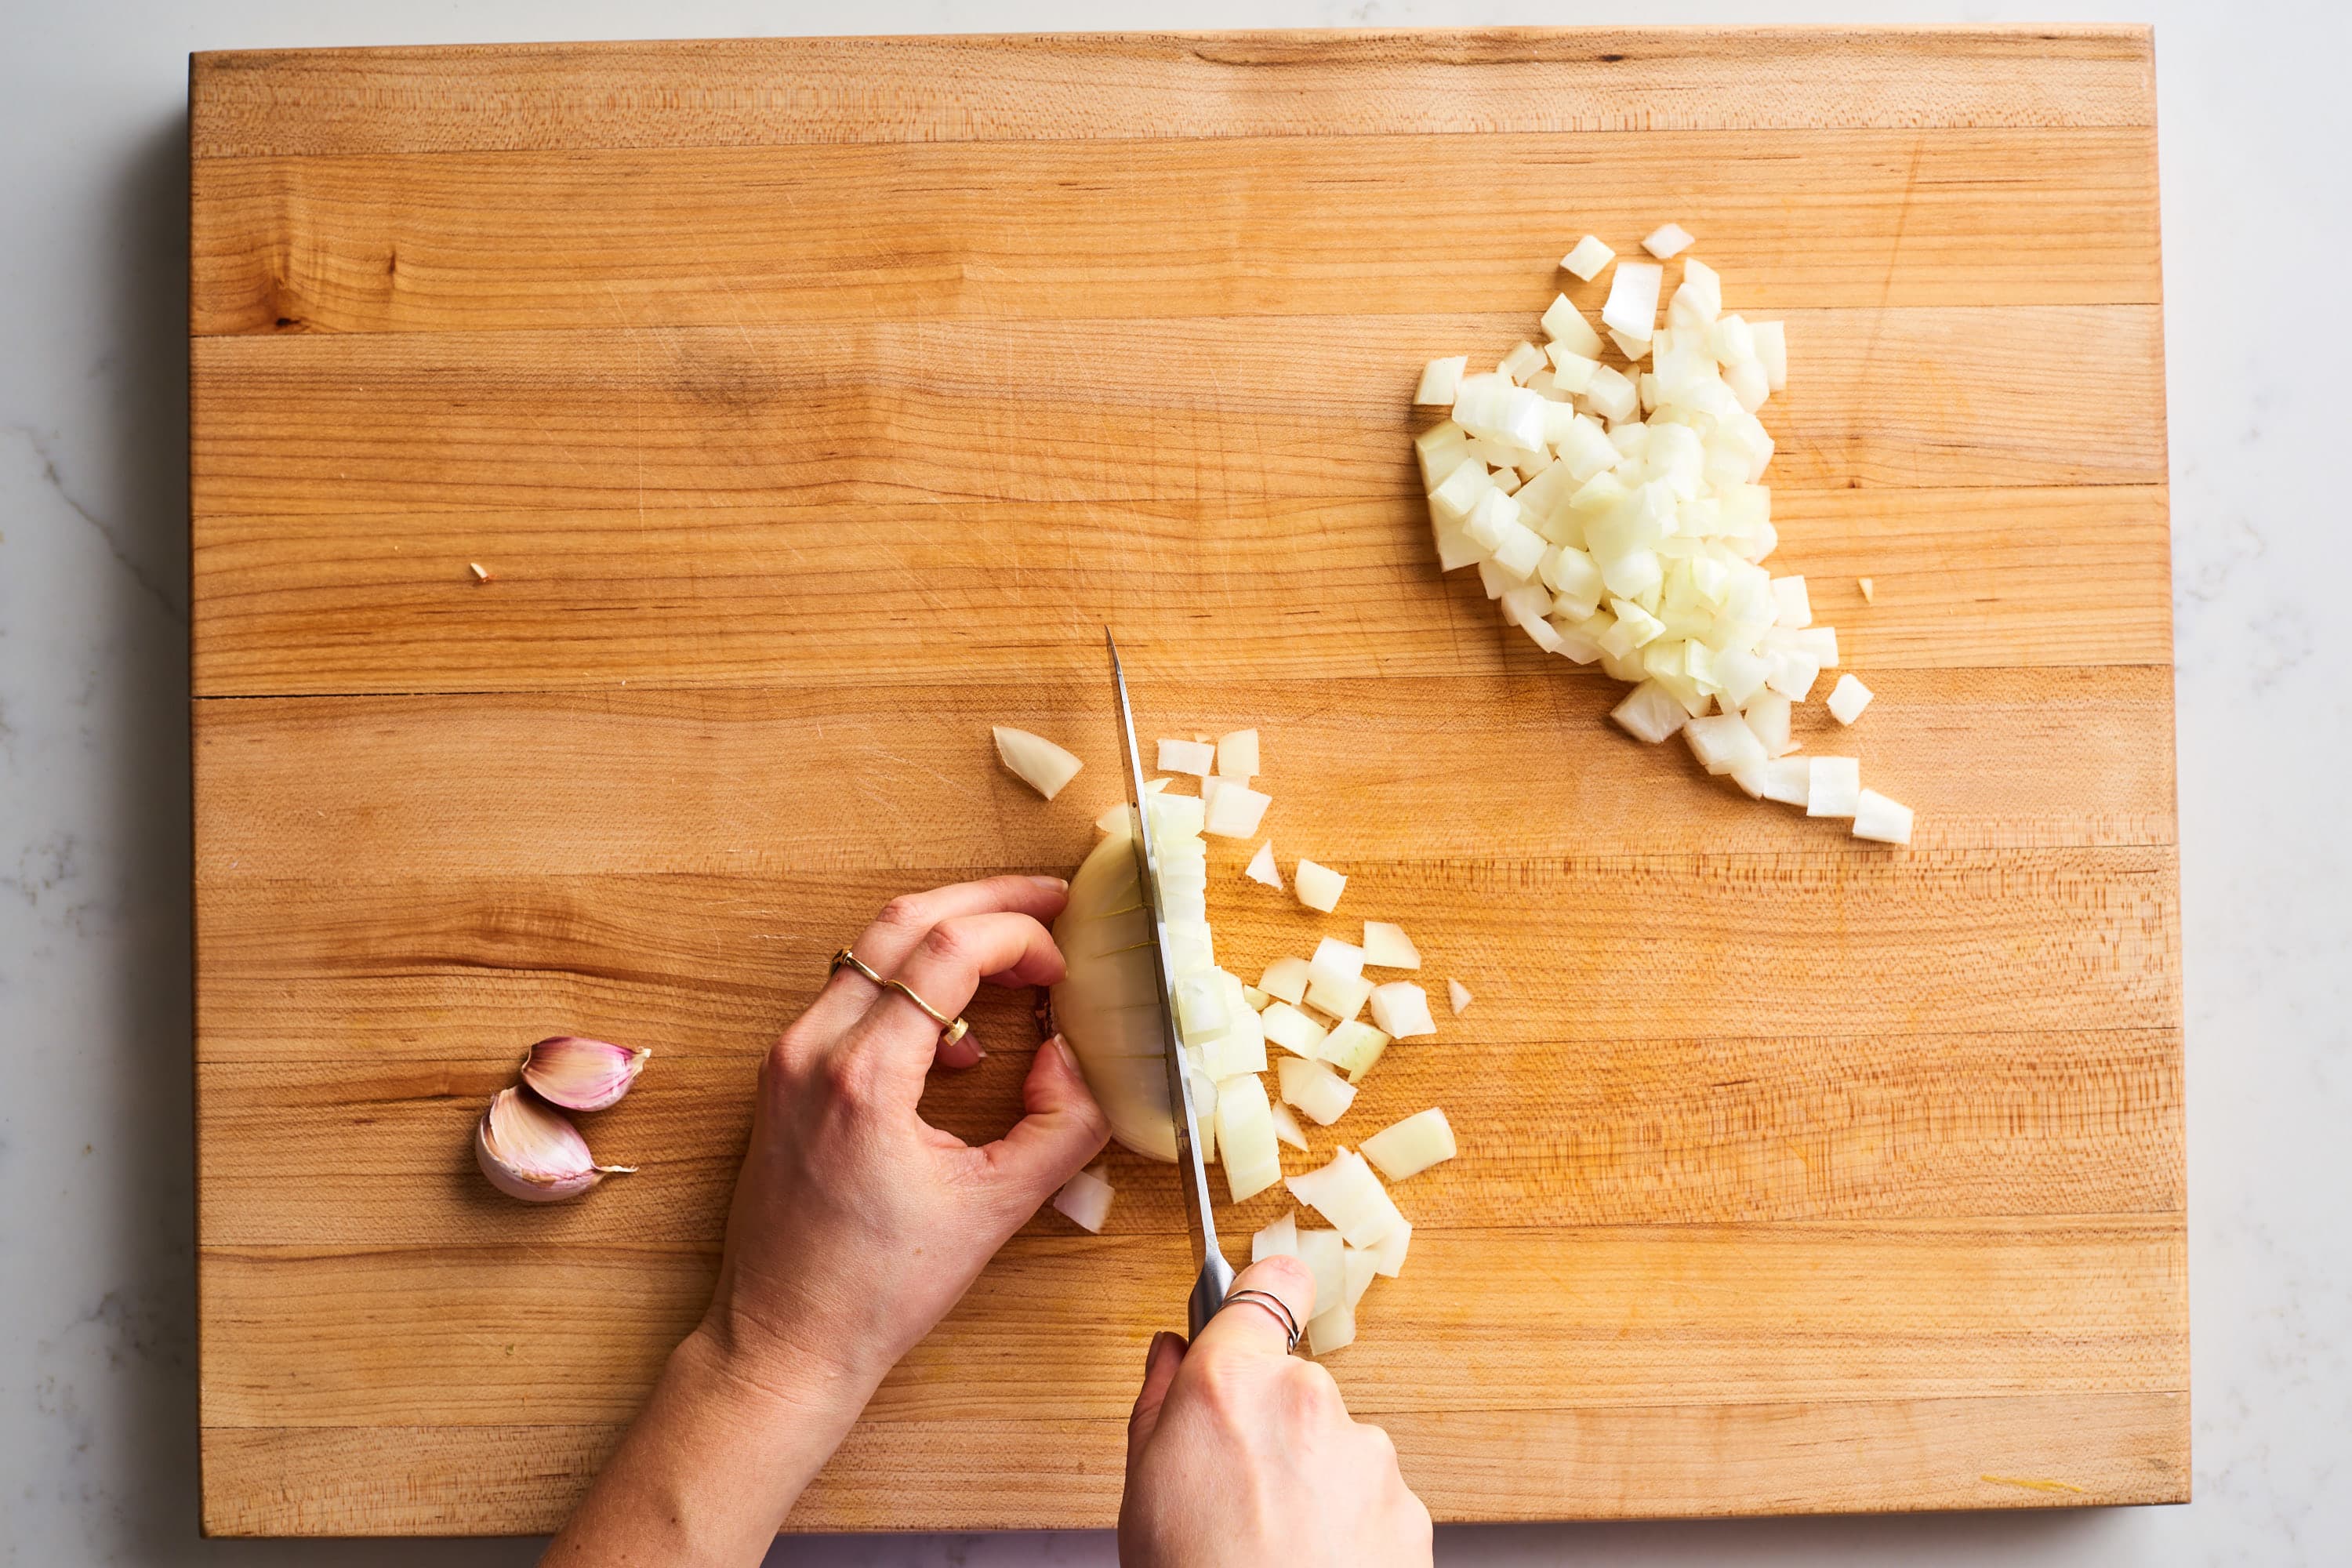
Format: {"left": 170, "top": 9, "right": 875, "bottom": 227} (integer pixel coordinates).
{"left": 999, "top": 726, "right": 1458, "bottom": 1356}
{"left": 1410, "top": 225, "right": 1911, "bottom": 845}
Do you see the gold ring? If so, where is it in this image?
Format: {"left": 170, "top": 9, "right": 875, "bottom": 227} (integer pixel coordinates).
{"left": 830, "top": 948, "right": 971, "bottom": 1050}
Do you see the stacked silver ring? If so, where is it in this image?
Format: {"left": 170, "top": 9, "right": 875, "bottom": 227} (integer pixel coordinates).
{"left": 1218, "top": 1287, "right": 1302, "bottom": 1352}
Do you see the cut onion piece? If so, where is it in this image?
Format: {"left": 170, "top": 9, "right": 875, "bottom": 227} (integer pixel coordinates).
{"left": 992, "top": 727, "right": 1085, "bottom": 800}
{"left": 1286, "top": 1148, "right": 1407, "bottom": 1248}
{"left": 1318, "top": 1020, "right": 1391, "bottom": 1084}
{"left": 1413, "top": 355, "right": 1468, "bottom": 405}
{"left": 1295, "top": 858, "right": 1347, "bottom": 913}
{"left": 1306, "top": 1301, "right": 1356, "bottom": 1356}
{"left": 1202, "top": 781, "right": 1272, "bottom": 839}
{"left": 1361, "top": 921, "right": 1421, "bottom": 969}
{"left": 1297, "top": 1228, "right": 1345, "bottom": 1319}
{"left": 1367, "top": 1220, "right": 1412, "bottom": 1279}
{"left": 1859, "top": 576, "right": 1876, "bottom": 604}
{"left": 1541, "top": 292, "right": 1606, "bottom": 358}
{"left": 1240, "top": 984, "right": 1271, "bottom": 1011}
{"left": 1360, "top": 1109, "right": 1457, "bottom": 1182}
{"left": 1771, "top": 575, "right": 1813, "bottom": 629}
{"left": 1752, "top": 320, "right": 1788, "bottom": 390}
{"left": 1051, "top": 1167, "right": 1115, "bottom": 1232}
{"left": 1602, "top": 261, "right": 1663, "bottom": 340}
{"left": 1684, "top": 711, "right": 1765, "bottom": 776}
{"left": 1561, "top": 234, "right": 1615, "bottom": 280}
{"left": 1446, "top": 978, "right": 1472, "bottom": 1015}
{"left": 1215, "top": 1073, "right": 1283, "bottom": 1203}
{"left": 1243, "top": 840, "right": 1283, "bottom": 889}
{"left": 1155, "top": 738, "right": 1214, "bottom": 776}
{"left": 1853, "top": 788, "right": 1915, "bottom": 845}
{"left": 1251, "top": 1209, "right": 1299, "bottom": 1262}
{"left": 1501, "top": 339, "right": 1549, "bottom": 383}
{"left": 1806, "top": 757, "right": 1863, "bottom": 818}
{"left": 1258, "top": 956, "right": 1310, "bottom": 1006}
{"left": 1367, "top": 982, "right": 1437, "bottom": 1040}
{"left": 1270, "top": 1099, "right": 1311, "bottom": 1153}
{"left": 1308, "top": 937, "right": 1367, "bottom": 987}
{"left": 1216, "top": 728, "right": 1261, "bottom": 779}
{"left": 1278, "top": 1055, "right": 1359, "bottom": 1126}
{"left": 1094, "top": 800, "right": 1134, "bottom": 834}
{"left": 1344, "top": 1243, "right": 1378, "bottom": 1309}
{"left": 1304, "top": 971, "right": 1374, "bottom": 1025}
{"left": 1642, "top": 223, "right": 1694, "bottom": 259}
{"left": 1611, "top": 680, "right": 1690, "bottom": 745}
{"left": 1261, "top": 1000, "right": 1330, "bottom": 1060}
{"left": 1826, "top": 673, "right": 1874, "bottom": 725}
{"left": 1761, "top": 756, "right": 1812, "bottom": 807}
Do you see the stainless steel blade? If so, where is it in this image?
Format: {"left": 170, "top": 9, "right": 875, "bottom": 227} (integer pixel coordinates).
{"left": 1105, "top": 629, "right": 1233, "bottom": 1337}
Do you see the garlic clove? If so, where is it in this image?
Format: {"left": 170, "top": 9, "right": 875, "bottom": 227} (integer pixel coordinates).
{"left": 518, "top": 1036, "right": 651, "bottom": 1112}
{"left": 476, "top": 1087, "right": 634, "bottom": 1203}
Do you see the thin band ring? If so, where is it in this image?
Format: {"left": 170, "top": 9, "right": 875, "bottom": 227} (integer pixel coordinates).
{"left": 1217, "top": 1287, "right": 1302, "bottom": 1352}
{"left": 830, "top": 946, "right": 972, "bottom": 1051}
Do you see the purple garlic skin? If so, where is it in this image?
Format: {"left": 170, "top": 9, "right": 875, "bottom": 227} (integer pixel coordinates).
{"left": 476, "top": 1086, "right": 631, "bottom": 1203}
{"left": 519, "top": 1036, "right": 652, "bottom": 1112}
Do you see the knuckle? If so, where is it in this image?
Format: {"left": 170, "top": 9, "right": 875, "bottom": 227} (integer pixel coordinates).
{"left": 917, "top": 921, "right": 971, "bottom": 968}
{"left": 873, "top": 894, "right": 933, "bottom": 934}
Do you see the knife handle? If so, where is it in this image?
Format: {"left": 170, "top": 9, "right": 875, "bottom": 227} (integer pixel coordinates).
{"left": 1187, "top": 1250, "right": 1236, "bottom": 1341}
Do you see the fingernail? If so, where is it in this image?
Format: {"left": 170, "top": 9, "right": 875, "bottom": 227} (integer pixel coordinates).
{"left": 1147, "top": 1330, "right": 1177, "bottom": 1367}
{"left": 1049, "top": 1033, "right": 1079, "bottom": 1072}
{"left": 1029, "top": 875, "right": 1069, "bottom": 891}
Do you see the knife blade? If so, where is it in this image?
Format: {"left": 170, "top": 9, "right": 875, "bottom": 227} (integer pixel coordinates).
{"left": 1105, "top": 629, "right": 1235, "bottom": 1338}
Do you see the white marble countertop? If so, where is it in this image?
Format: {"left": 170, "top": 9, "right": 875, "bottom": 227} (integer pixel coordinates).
{"left": 4, "top": 0, "right": 2343, "bottom": 1561}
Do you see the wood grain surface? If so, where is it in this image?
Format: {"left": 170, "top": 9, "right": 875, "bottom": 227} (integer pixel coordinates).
{"left": 189, "top": 27, "right": 2183, "bottom": 1535}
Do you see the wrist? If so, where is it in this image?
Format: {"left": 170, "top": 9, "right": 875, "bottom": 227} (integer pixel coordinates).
{"left": 676, "top": 1314, "right": 879, "bottom": 1443}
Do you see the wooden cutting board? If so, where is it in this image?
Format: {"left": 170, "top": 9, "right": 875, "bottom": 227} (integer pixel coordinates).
{"left": 189, "top": 27, "right": 2183, "bottom": 1536}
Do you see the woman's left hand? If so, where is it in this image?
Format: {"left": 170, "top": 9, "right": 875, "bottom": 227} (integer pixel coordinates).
{"left": 703, "top": 872, "right": 1111, "bottom": 1396}
{"left": 545, "top": 873, "right": 1109, "bottom": 1567}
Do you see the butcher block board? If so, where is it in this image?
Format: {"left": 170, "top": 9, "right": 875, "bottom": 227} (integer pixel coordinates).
{"left": 189, "top": 27, "right": 2183, "bottom": 1535}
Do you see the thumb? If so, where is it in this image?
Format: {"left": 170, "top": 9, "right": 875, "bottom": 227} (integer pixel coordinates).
{"left": 1125, "top": 1330, "right": 1186, "bottom": 1457}
{"left": 976, "top": 1035, "right": 1111, "bottom": 1209}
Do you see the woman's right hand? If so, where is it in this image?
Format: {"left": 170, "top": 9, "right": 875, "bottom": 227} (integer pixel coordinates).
{"left": 1118, "top": 1255, "right": 1434, "bottom": 1567}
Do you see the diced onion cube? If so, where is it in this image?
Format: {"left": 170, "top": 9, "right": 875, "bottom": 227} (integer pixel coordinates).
{"left": 1202, "top": 781, "right": 1272, "bottom": 838}
{"left": 1361, "top": 921, "right": 1421, "bottom": 969}
{"left": 1318, "top": 1021, "right": 1391, "bottom": 1083}
{"left": 1806, "top": 757, "right": 1862, "bottom": 818}
{"left": 1215, "top": 728, "right": 1260, "bottom": 779}
{"left": 1751, "top": 321, "right": 1788, "bottom": 390}
{"left": 1258, "top": 956, "right": 1310, "bottom": 1006}
{"left": 1584, "top": 364, "right": 1639, "bottom": 423}
{"left": 1270, "top": 1101, "right": 1310, "bottom": 1152}
{"left": 1051, "top": 1167, "right": 1115, "bottom": 1232}
{"left": 1261, "top": 1000, "right": 1330, "bottom": 1059}
{"left": 1683, "top": 711, "right": 1765, "bottom": 776}
{"left": 1546, "top": 346, "right": 1599, "bottom": 394}
{"left": 1602, "top": 261, "right": 1663, "bottom": 339}
{"left": 1174, "top": 972, "right": 1229, "bottom": 1044}
{"left": 1761, "top": 756, "right": 1812, "bottom": 807}
{"left": 1771, "top": 575, "right": 1813, "bottom": 628}
{"left": 1414, "top": 355, "right": 1468, "bottom": 405}
{"left": 1308, "top": 937, "right": 1367, "bottom": 987}
{"left": 1156, "top": 738, "right": 1214, "bottom": 775}
{"left": 1367, "top": 982, "right": 1437, "bottom": 1040}
{"left": 1501, "top": 339, "right": 1549, "bottom": 383}
{"left": 1343, "top": 1244, "right": 1378, "bottom": 1309}
{"left": 1215, "top": 1073, "right": 1283, "bottom": 1203}
{"left": 1610, "top": 680, "right": 1690, "bottom": 744}
{"left": 1251, "top": 1210, "right": 1299, "bottom": 1262}
{"left": 1561, "top": 234, "right": 1616, "bottom": 280}
{"left": 1642, "top": 223, "right": 1694, "bottom": 259}
{"left": 1243, "top": 840, "right": 1283, "bottom": 888}
{"left": 1278, "top": 1056, "right": 1359, "bottom": 1125}
{"left": 992, "top": 726, "right": 1085, "bottom": 800}
{"left": 1367, "top": 1220, "right": 1413, "bottom": 1278}
{"left": 1306, "top": 1301, "right": 1356, "bottom": 1356}
{"left": 1446, "top": 978, "right": 1472, "bottom": 1015}
{"left": 1305, "top": 971, "right": 1375, "bottom": 1025}
{"left": 1742, "top": 691, "right": 1794, "bottom": 757}
{"left": 1295, "top": 858, "right": 1347, "bottom": 913}
{"left": 1286, "top": 1148, "right": 1407, "bottom": 1248}
{"left": 1359, "top": 1108, "right": 1457, "bottom": 1182}
{"left": 1859, "top": 576, "right": 1876, "bottom": 604}
{"left": 1853, "top": 788, "right": 1915, "bottom": 845}
{"left": 1298, "top": 1228, "right": 1345, "bottom": 1317}
{"left": 1826, "top": 673, "right": 1874, "bottom": 725}
{"left": 1541, "top": 292, "right": 1606, "bottom": 358}
{"left": 1240, "top": 984, "right": 1270, "bottom": 1011}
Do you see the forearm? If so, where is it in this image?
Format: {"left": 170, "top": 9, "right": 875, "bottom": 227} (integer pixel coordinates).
{"left": 543, "top": 1326, "right": 872, "bottom": 1567}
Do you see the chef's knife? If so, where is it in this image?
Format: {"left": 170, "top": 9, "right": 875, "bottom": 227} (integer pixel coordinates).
{"left": 1105, "top": 629, "right": 1234, "bottom": 1338}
